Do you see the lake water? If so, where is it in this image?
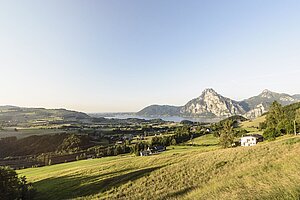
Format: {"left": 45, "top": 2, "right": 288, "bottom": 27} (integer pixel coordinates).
{"left": 104, "top": 115, "right": 219, "bottom": 123}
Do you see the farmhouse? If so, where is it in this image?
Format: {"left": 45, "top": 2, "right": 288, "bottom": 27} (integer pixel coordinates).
{"left": 240, "top": 134, "right": 264, "bottom": 147}
{"left": 140, "top": 146, "right": 166, "bottom": 156}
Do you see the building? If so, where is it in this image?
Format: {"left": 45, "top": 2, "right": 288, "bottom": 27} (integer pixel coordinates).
{"left": 140, "top": 150, "right": 150, "bottom": 156}
{"left": 148, "top": 146, "right": 166, "bottom": 153}
{"left": 140, "top": 146, "right": 166, "bottom": 156}
{"left": 240, "top": 134, "right": 264, "bottom": 147}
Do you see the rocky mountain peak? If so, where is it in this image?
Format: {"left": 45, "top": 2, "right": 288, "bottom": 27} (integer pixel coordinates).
{"left": 137, "top": 88, "right": 300, "bottom": 120}
{"left": 202, "top": 88, "right": 218, "bottom": 96}
{"left": 181, "top": 88, "right": 246, "bottom": 117}
{"left": 262, "top": 89, "right": 272, "bottom": 93}
{"left": 260, "top": 89, "right": 275, "bottom": 98}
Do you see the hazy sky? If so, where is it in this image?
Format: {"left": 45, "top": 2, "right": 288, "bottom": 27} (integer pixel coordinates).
{"left": 0, "top": 0, "right": 300, "bottom": 112}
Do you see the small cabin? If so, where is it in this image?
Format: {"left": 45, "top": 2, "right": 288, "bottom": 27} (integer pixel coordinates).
{"left": 240, "top": 134, "right": 264, "bottom": 147}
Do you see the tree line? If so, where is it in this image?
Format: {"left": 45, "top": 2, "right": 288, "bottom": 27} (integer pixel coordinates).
{"left": 262, "top": 101, "right": 300, "bottom": 139}
{"left": 131, "top": 126, "right": 205, "bottom": 155}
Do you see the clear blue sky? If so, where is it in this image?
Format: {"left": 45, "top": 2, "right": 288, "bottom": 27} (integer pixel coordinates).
{"left": 0, "top": 0, "right": 300, "bottom": 112}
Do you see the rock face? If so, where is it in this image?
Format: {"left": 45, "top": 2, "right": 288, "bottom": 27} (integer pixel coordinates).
{"left": 241, "top": 89, "right": 299, "bottom": 118}
{"left": 137, "top": 89, "right": 300, "bottom": 119}
{"left": 293, "top": 94, "right": 300, "bottom": 100}
{"left": 180, "top": 89, "right": 246, "bottom": 117}
{"left": 243, "top": 89, "right": 298, "bottom": 107}
{"left": 244, "top": 103, "right": 267, "bottom": 119}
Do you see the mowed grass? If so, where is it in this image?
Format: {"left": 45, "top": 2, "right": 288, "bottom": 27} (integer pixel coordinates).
{"left": 18, "top": 135, "right": 300, "bottom": 200}
{"left": 165, "top": 134, "right": 220, "bottom": 154}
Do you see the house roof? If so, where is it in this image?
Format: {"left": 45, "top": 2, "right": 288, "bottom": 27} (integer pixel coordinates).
{"left": 241, "top": 134, "right": 263, "bottom": 139}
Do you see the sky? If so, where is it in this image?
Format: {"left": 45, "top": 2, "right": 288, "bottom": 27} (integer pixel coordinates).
{"left": 0, "top": 0, "right": 300, "bottom": 112}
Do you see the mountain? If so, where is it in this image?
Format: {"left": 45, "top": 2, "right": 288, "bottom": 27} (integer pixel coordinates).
{"left": 137, "top": 89, "right": 300, "bottom": 119}
{"left": 293, "top": 94, "right": 300, "bottom": 100}
{"left": 242, "top": 89, "right": 299, "bottom": 118}
{"left": 180, "top": 89, "right": 246, "bottom": 117}
{"left": 242, "top": 89, "right": 298, "bottom": 107}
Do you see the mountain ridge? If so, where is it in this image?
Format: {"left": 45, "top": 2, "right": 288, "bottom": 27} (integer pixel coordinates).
{"left": 137, "top": 89, "right": 300, "bottom": 119}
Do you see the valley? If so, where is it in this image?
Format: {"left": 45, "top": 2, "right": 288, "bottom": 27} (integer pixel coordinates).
{"left": 1, "top": 94, "right": 300, "bottom": 200}
{"left": 2, "top": 1, "right": 300, "bottom": 199}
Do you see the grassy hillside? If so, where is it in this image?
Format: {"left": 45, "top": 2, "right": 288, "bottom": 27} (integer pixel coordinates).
{"left": 185, "top": 133, "right": 219, "bottom": 146}
{"left": 18, "top": 135, "right": 300, "bottom": 200}
{"left": 240, "top": 101, "right": 300, "bottom": 134}
{"left": 241, "top": 115, "right": 266, "bottom": 132}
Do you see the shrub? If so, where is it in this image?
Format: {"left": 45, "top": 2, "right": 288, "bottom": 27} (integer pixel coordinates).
{"left": 0, "top": 166, "right": 35, "bottom": 200}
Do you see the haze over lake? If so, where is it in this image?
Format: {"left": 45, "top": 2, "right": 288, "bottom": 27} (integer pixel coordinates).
{"left": 92, "top": 113, "right": 220, "bottom": 123}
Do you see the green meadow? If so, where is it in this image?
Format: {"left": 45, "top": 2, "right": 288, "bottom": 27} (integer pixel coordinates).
{"left": 18, "top": 134, "right": 300, "bottom": 200}
{"left": 240, "top": 115, "right": 266, "bottom": 133}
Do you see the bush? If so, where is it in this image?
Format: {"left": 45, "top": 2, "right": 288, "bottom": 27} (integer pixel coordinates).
{"left": 0, "top": 166, "right": 35, "bottom": 200}
{"left": 263, "top": 127, "right": 280, "bottom": 140}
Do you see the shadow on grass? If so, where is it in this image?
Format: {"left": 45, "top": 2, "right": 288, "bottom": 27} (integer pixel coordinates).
{"left": 34, "top": 166, "right": 163, "bottom": 200}
{"left": 164, "top": 187, "right": 195, "bottom": 199}
{"left": 183, "top": 143, "right": 218, "bottom": 147}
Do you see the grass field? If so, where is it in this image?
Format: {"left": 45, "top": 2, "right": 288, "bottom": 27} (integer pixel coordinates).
{"left": 18, "top": 134, "right": 300, "bottom": 200}
{"left": 186, "top": 133, "right": 219, "bottom": 146}
{"left": 241, "top": 115, "right": 266, "bottom": 133}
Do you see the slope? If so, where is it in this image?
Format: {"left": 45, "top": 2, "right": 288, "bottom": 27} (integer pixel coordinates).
{"left": 18, "top": 135, "right": 300, "bottom": 200}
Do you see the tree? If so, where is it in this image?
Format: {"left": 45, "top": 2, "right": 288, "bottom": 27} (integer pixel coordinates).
{"left": 263, "top": 127, "right": 279, "bottom": 140}
{"left": 296, "top": 109, "right": 300, "bottom": 124}
{"left": 219, "top": 120, "right": 235, "bottom": 148}
{"left": 0, "top": 166, "right": 35, "bottom": 200}
{"left": 258, "top": 121, "right": 267, "bottom": 130}
{"left": 295, "top": 109, "right": 300, "bottom": 133}
{"left": 106, "top": 147, "right": 113, "bottom": 156}
{"left": 278, "top": 118, "right": 293, "bottom": 134}
{"left": 171, "top": 138, "right": 177, "bottom": 145}
{"left": 114, "top": 145, "right": 123, "bottom": 156}
{"left": 263, "top": 101, "right": 293, "bottom": 139}
{"left": 266, "top": 101, "right": 284, "bottom": 129}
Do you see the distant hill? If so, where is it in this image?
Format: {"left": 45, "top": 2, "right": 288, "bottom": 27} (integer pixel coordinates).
{"left": 137, "top": 89, "right": 300, "bottom": 119}
{"left": 137, "top": 105, "right": 182, "bottom": 116}
{"left": 219, "top": 115, "right": 248, "bottom": 124}
{"left": 0, "top": 106, "right": 91, "bottom": 126}
{"left": 0, "top": 106, "right": 169, "bottom": 127}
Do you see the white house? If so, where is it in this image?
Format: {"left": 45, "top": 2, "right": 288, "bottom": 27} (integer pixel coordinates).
{"left": 140, "top": 150, "right": 150, "bottom": 156}
{"left": 240, "top": 134, "right": 263, "bottom": 147}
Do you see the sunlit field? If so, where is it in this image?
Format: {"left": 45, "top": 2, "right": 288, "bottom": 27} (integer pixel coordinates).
{"left": 18, "top": 135, "right": 300, "bottom": 200}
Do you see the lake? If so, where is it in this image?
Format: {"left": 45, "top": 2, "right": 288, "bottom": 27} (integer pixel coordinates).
{"left": 103, "top": 115, "right": 220, "bottom": 123}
